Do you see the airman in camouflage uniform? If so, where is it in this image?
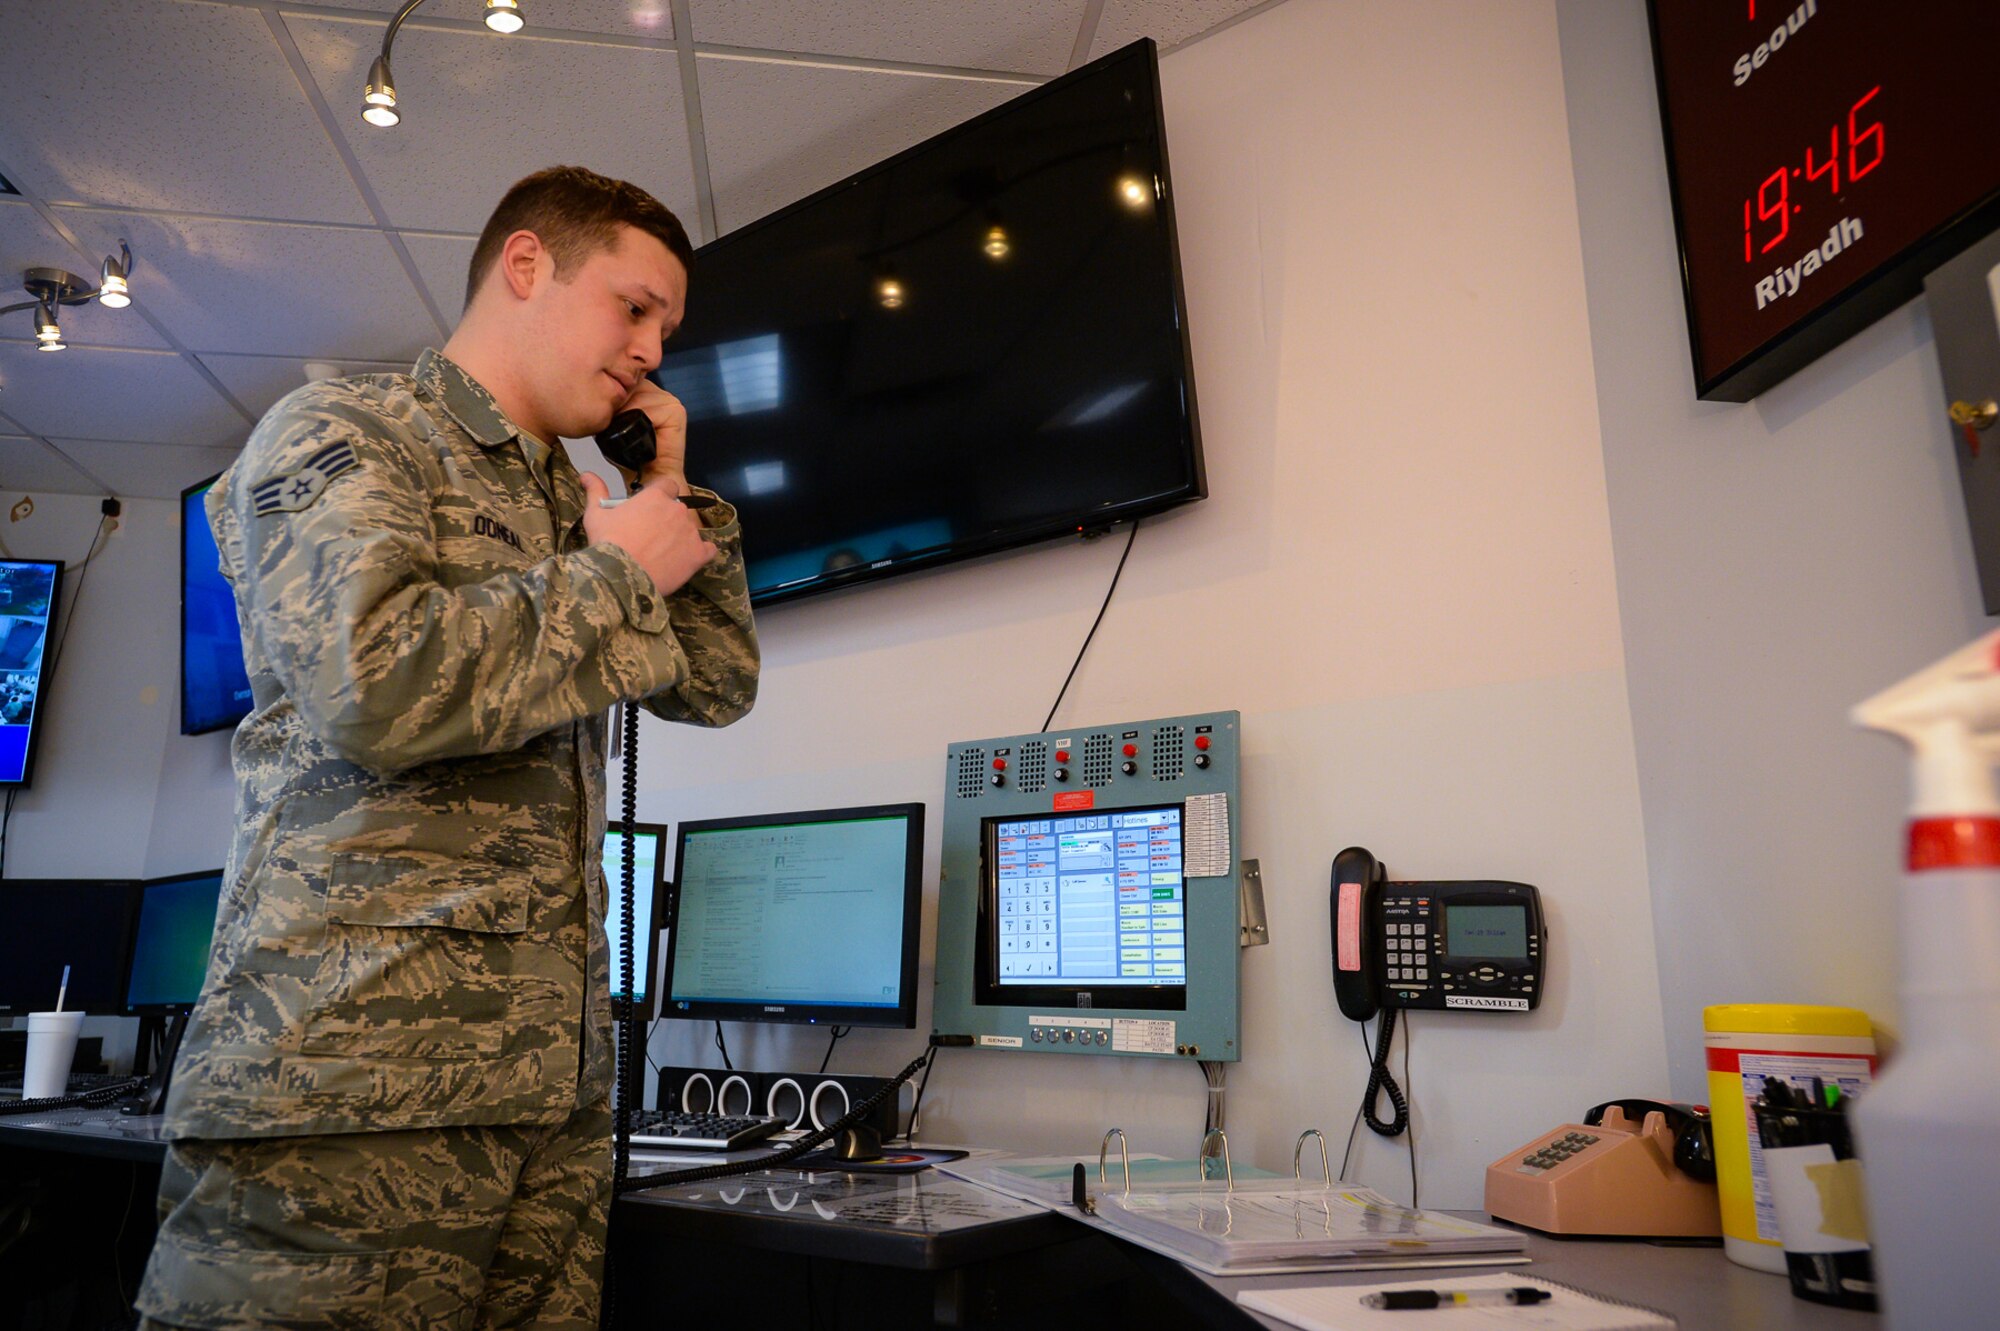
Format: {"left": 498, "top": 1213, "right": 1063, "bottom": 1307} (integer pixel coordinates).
{"left": 137, "top": 169, "right": 755, "bottom": 1330}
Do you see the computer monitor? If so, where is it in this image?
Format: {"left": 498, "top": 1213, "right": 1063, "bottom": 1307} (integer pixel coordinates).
{"left": 181, "top": 475, "right": 253, "bottom": 736}
{"left": 0, "top": 879, "right": 139, "bottom": 1016}
{"left": 602, "top": 821, "right": 666, "bottom": 1015}
{"left": 122, "top": 869, "right": 225, "bottom": 1015}
{"left": 662, "top": 803, "right": 925, "bottom": 1029}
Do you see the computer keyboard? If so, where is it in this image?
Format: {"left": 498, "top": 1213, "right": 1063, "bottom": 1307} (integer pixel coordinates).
{"left": 625, "top": 1109, "right": 786, "bottom": 1151}
{"left": 0, "top": 1070, "right": 139, "bottom": 1098}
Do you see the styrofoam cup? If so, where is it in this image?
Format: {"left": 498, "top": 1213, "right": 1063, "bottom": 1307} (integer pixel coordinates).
{"left": 23, "top": 1011, "right": 85, "bottom": 1099}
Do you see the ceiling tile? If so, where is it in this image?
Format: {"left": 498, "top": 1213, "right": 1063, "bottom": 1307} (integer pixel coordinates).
{"left": 282, "top": 13, "right": 699, "bottom": 234}
{"left": 295, "top": 0, "right": 676, "bottom": 42}
{"left": 399, "top": 232, "right": 480, "bottom": 323}
{"left": 1093, "top": 0, "right": 1274, "bottom": 57}
{"left": 0, "top": 436, "right": 100, "bottom": 497}
{"left": 0, "top": 202, "right": 170, "bottom": 351}
{"left": 57, "top": 211, "right": 440, "bottom": 360}
{"left": 0, "top": 0, "right": 370, "bottom": 224}
{"left": 0, "top": 341, "right": 250, "bottom": 447}
{"left": 200, "top": 354, "right": 410, "bottom": 422}
{"left": 689, "top": 0, "right": 1084, "bottom": 77}
{"left": 49, "top": 439, "right": 242, "bottom": 502}
{"left": 698, "top": 57, "right": 1028, "bottom": 234}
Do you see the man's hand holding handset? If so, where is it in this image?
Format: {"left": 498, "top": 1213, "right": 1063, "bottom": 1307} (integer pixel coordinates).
{"left": 581, "top": 380, "right": 722, "bottom": 597}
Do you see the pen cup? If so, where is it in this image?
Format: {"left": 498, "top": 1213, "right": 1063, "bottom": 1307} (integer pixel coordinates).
{"left": 22, "top": 1010, "right": 86, "bottom": 1099}
{"left": 1754, "top": 1094, "right": 1877, "bottom": 1310}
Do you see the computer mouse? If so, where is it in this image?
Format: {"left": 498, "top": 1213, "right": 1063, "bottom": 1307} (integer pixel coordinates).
{"left": 831, "top": 1122, "right": 883, "bottom": 1163}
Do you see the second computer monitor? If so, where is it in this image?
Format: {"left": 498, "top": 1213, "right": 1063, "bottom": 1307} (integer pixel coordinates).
{"left": 602, "top": 821, "right": 666, "bottom": 1015}
{"left": 123, "top": 869, "right": 225, "bottom": 1015}
{"left": 663, "top": 802, "right": 924, "bottom": 1029}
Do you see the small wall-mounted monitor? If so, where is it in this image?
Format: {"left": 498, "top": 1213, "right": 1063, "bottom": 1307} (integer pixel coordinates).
{"left": 0, "top": 879, "right": 138, "bottom": 1016}
{"left": 662, "top": 803, "right": 925, "bottom": 1028}
{"left": 0, "top": 558, "right": 64, "bottom": 786}
{"left": 602, "top": 821, "right": 667, "bottom": 1016}
{"left": 123, "top": 869, "right": 225, "bottom": 1015}
{"left": 181, "top": 475, "right": 253, "bottom": 736}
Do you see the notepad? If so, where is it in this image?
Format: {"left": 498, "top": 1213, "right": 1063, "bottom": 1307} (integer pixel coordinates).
{"left": 1239, "top": 1273, "right": 1675, "bottom": 1330}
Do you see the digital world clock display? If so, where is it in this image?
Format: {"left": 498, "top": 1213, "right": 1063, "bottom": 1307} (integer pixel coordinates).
{"left": 1649, "top": 1, "right": 2000, "bottom": 401}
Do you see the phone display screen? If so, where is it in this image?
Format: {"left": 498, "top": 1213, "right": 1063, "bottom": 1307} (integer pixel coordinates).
{"left": 1445, "top": 904, "right": 1528, "bottom": 959}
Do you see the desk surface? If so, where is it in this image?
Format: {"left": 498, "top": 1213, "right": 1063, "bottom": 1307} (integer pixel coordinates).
{"left": 0, "top": 1117, "right": 1879, "bottom": 1328}
{"left": 1168, "top": 1217, "right": 1875, "bottom": 1330}
{"left": 0, "top": 1103, "right": 168, "bottom": 1163}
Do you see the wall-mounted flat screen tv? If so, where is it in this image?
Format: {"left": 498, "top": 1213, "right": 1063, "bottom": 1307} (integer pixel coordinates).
{"left": 181, "top": 475, "right": 253, "bottom": 736}
{"left": 0, "top": 559, "right": 63, "bottom": 786}
{"left": 659, "top": 38, "right": 1205, "bottom": 606}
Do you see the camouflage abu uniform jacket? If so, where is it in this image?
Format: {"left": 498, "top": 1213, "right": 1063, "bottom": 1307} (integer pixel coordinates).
{"left": 168, "top": 349, "right": 757, "bottom": 1140}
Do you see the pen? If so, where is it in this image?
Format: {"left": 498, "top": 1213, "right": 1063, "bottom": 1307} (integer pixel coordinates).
{"left": 1360, "top": 1288, "right": 1551, "bottom": 1310}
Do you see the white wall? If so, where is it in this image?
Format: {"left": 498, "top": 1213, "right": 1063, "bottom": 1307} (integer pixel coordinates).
{"left": 4, "top": 0, "right": 1674, "bottom": 1210}
{"left": 636, "top": 0, "right": 1666, "bottom": 1207}
{"left": 0, "top": 489, "right": 214, "bottom": 1065}
{"left": 1554, "top": 2, "right": 1989, "bottom": 1097}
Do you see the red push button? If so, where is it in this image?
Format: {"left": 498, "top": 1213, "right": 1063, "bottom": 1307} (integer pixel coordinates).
{"left": 1055, "top": 749, "right": 1070, "bottom": 763}
{"left": 1194, "top": 735, "right": 1211, "bottom": 751}
{"left": 1122, "top": 743, "right": 1138, "bottom": 757}
{"left": 992, "top": 757, "right": 1007, "bottom": 771}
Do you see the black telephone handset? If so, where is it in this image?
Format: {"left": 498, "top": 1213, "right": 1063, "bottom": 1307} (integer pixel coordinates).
{"left": 593, "top": 408, "right": 716, "bottom": 509}
{"left": 1331, "top": 845, "right": 1386, "bottom": 1021}
{"left": 596, "top": 408, "right": 656, "bottom": 471}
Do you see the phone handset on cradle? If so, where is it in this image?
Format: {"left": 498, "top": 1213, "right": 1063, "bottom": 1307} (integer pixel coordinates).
{"left": 594, "top": 408, "right": 716, "bottom": 509}
{"left": 1331, "top": 845, "right": 1386, "bottom": 1021}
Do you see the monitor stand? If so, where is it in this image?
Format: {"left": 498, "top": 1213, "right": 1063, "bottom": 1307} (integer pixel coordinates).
{"left": 121, "top": 1009, "right": 188, "bottom": 1116}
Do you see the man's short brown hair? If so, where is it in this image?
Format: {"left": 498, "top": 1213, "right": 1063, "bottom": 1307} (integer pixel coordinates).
{"left": 465, "top": 165, "right": 695, "bottom": 311}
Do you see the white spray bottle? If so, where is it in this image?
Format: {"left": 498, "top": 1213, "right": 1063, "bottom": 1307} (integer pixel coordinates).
{"left": 1851, "top": 630, "right": 2000, "bottom": 1329}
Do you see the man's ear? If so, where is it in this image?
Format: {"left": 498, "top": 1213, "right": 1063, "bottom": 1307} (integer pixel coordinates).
{"left": 496, "top": 229, "right": 548, "bottom": 302}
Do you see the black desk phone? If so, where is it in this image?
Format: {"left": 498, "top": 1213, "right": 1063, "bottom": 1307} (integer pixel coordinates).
{"left": 1331, "top": 846, "right": 1547, "bottom": 1020}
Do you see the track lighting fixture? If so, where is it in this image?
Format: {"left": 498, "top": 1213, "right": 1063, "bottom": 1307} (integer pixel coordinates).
{"left": 0, "top": 243, "right": 137, "bottom": 352}
{"left": 364, "top": 0, "right": 524, "bottom": 127}
{"left": 362, "top": 54, "right": 399, "bottom": 127}
{"left": 484, "top": 0, "right": 524, "bottom": 34}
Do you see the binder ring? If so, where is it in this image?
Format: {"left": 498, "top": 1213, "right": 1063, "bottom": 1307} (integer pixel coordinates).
{"left": 1294, "top": 1128, "right": 1332, "bottom": 1185}
{"left": 1099, "top": 1128, "right": 1132, "bottom": 1193}
{"left": 1199, "top": 1128, "right": 1234, "bottom": 1190}
{"left": 717, "top": 1073, "right": 753, "bottom": 1117}
{"left": 679, "top": 1071, "right": 715, "bottom": 1114}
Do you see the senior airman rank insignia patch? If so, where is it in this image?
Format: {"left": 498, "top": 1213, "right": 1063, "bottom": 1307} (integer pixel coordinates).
{"left": 251, "top": 441, "right": 359, "bottom": 516}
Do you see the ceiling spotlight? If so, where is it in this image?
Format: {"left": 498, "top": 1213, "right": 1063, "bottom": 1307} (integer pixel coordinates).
{"left": 483, "top": 0, "right": 524, "bottom": 34}
{"left": 98, "top": 246, "right": 132, "bottom": 308}
{"left": 1118, "top": 175, "right": 1152, "bottom": 208}
{"left": 33, "top": 299, "right": 63, "bottom": 351}
{"left": 876, "top": 277, "right": 905, "bottom": 310}
{"left": 362, "top": 54, "right": 399, "bottom": 127}
{"left": 983, "top": 224, "right": 1010, "bottom": 260}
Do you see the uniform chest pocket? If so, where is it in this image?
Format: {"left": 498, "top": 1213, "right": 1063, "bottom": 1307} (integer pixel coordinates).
{"left": 299, "top": 853, "right": 531, "bottom": 1062}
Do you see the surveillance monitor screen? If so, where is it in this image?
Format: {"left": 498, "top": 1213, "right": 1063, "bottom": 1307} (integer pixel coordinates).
{"left": 0, "top": 559, "right": 64, "bottom": 785}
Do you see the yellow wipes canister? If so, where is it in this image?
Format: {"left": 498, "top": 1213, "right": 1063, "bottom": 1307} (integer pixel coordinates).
{"left": 1704, "top": 1004, "right": 1876, "bottom": 1273}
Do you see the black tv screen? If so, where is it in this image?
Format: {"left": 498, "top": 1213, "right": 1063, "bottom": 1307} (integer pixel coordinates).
{"left": 660, "top": 39, "right": 1204, "bottom": 605}
{"left": 182, "top": 475, "right": 253, "bottom": 736}
{"left": 0, "top": 559, "right": 63, "bottom": 786}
